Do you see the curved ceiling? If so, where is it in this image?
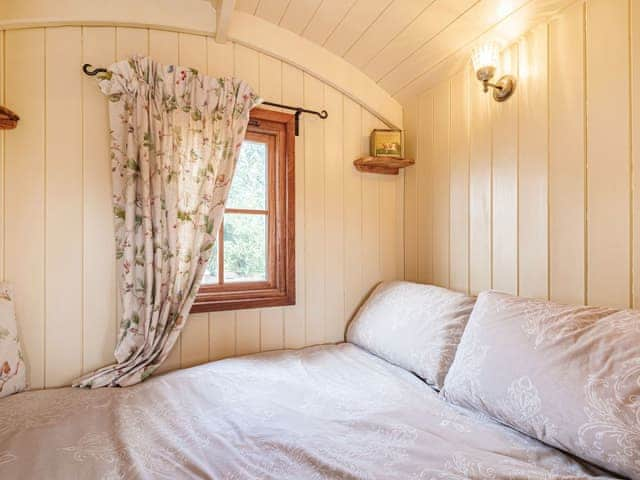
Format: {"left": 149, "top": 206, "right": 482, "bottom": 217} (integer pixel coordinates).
{"left": 1, "top": 0, "right": 576, "bottom": 113}
{"left": 235, "top": 0, "right": 575, "bottom": 102}
{"left": 0, "top": 0, "right": 403, "bottom": 127}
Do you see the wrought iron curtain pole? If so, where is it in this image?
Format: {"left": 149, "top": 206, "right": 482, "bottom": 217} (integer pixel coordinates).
{"left": 261, "top": 101, "right": 328, "bottom": 136}
{"left": 82, "top": 63, "right": 328, "bottom": 136}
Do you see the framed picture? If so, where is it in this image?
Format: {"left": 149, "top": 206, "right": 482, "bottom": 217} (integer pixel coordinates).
{"left": 370, "top": 129, "right": 403, "bottom": 158}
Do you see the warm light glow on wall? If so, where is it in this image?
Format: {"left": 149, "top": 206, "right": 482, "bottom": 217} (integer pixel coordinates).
{"left": 471, "top": 42, "right": 500, "bottom": 75}
{"left": 496, "top": 1, "right": 513, "bottom": 19}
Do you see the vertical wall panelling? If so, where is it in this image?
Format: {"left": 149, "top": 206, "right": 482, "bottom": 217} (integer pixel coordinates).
{"left": 5, "top": 29, "right": 46, "bottom": 388}
{"left": 303, "top": 73, "right": 326, "bottom": 345}
{"left": 632, "top": 0, "right": 640, "bottom": 309}
{"left": 234, "top": 44, "right": 260, "bottom": 85}
{"left": 207, "top": 37, "right": 234, "bottom": 77}
{"left": 45, "top": 27, "right": 84, "bottom": 387}
{"left": 394, "top": 169, "right": 405, "bottom": 282}
{"left": 491, "top": 44, "right": 519, "bottom": 295}
{"left": 209, "top": 311, "right": 236, "bottom": 360}
{"left": 82, "top": 27, "right": 117, "bottom": 374}
{"left": 449, "top": 67, "right": 470, "bottom": 294}
{"left": 0, "top": 31, "right": 4, "bottom": 279}
{"left": 380, "top": 171, "right": 401, "bottom": 282}
{"left": 115, "top": 27, "right": 149, "bottom": 59}
{"left": 417, "top": 92, "right": 433, "bottom": 284}
{"left": 258, "top": 52, "right": 285, "bottom": 352}
{"left": 408, "top": 0, "right": 639, "bottom": 310}
{"left": 149, "top": 30, "right": 179, "bottom": 65}
{"left": 179, "top": 32, "right": 207, "bottom": 70}
{"left": 1, "top": 25, "right": 405, "bottom": 387}
{"left": 518, "top": 25, "right": 549, "bottom": 300}
{"left": 180, "top": 312, "right": 209, "bottom": 368}
{"left": 361, "top": 111, "right": 382, "bottom": 297}
{"left": 468, "top": 65, "right": 492, "bottom": 295}
{"left": 548, "top": 2, "right": 586, "bottom": 305}
{"left": 259, "top": 307, "right": 285, "bottom": 352}
{"left": 343, "top": 97, "right": 364, "bottom": 321}
{"left": 379, "top": 117, "right": 402, "bottom": 284}
{"left": 178, "top": 33, "right": 211, "bottom": 367}
{"left": 234, "top": 44, "right": 262, "bottom": 355}
{"left": 282, "top": 63, "right": 306, "bottom": 348}
{"left": 234, "top": 309, "right": 260, "bottom": 356}
{"left": 258, "top": 53, "right": 282, "bottom": 102}
{"left": 586, "top": 0, "right": 631, "bottom": 308}
{"left": 432, "top": 81, "right": 450, "bottom": 288}
{"left": 148, "top": 28, "right": 182, "bottom": 374}
{"left": 403, "top": 100, "right": 418, "bottom": 282}
{"left": 380, "top": 165, "right": 402, "bottom": 284}
{"left": 324, "top": 85, "right": 345, "bottom": 343}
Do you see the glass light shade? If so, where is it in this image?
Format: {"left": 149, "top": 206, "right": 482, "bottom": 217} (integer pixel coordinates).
{"left": 471, "top": 42, "right": 500, "bottom": 78}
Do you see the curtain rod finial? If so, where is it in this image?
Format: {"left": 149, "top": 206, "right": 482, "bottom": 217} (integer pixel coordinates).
{"left": 82, "top": 64, "right": 108, "bottom": 76}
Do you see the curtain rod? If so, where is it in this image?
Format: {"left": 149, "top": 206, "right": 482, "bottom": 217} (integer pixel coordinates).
{"left": 82, "top": 63, "right": 328, "bottom": 136}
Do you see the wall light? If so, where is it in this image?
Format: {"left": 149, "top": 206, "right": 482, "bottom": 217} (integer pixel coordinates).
{"left": 471, "top": 42, "right": 516, "bottom": 102}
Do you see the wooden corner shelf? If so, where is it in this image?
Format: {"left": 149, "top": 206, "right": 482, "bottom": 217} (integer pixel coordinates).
{"left": 353, "top": 156, "right": 415, "bottom": 175}
{"left": 0, "top": 106, "right": 19, "bottom": 130}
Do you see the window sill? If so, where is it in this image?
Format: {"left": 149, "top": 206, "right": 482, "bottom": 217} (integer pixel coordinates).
{"left": 191, "top": 284, "right": 295, "bottom": 312}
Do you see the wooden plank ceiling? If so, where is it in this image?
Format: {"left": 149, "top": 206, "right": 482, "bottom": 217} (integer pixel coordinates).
{"left": 233, "top": 0, "right": 575, "bottom": 102}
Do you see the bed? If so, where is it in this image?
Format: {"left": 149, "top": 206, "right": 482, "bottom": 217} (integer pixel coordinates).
{"left": 2, "top": 281, "right": 638, "bottom": 479}
{"left": 0, "top": 343, "right": 619, "bottom": 479}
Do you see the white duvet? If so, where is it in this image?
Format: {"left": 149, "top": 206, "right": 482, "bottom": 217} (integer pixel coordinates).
{"left": 0, "top": 344, "right": 620, "bottom": 479}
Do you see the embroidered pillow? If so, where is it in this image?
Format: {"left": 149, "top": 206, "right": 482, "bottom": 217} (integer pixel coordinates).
{"left": 442, "top": 290, "right": 640, "bottom": 479}
{"left": 346, "top": 281, "right": 476, "bottom": 389}
{"left": 0, "top": 283, "right": 27, "bottom": 398}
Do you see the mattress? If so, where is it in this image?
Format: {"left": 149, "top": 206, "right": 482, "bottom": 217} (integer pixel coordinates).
{"left": 0, "top": 343, "right": 621, "bottom": 479}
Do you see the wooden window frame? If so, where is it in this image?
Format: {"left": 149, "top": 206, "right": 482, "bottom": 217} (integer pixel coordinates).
{"left": 191, "top": 108, "right": 295, "bottom": 313}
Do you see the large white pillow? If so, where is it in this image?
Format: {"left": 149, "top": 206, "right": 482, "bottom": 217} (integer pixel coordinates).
{"left": 0, "top": 282, "right": 27, "bottom": 398}
{"left": 442, "top": 290, "right": 640, "bottom": 479}
{"left": 346, "top": 281, "right": 476, "bottom": 389}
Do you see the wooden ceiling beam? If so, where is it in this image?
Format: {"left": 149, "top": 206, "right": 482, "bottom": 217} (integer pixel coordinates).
{"left": 214, "top": 0, "right": 235, "bottom": 44}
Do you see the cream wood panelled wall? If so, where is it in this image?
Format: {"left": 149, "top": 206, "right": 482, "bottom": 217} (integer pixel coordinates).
{"left": 0, "top": 26, "right": 405, "bottom": 388}
{"left": 404, "top": 0, "right": 640, "bottom": 312}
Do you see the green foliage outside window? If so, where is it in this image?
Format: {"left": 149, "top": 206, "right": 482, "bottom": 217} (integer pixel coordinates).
{"left": 203, "top": 140, "right": 268, "bottom": 284}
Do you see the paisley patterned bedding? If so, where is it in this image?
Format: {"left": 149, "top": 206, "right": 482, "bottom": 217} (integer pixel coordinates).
{"left": 0, "top": 344, "right": 622, "bottom": 479}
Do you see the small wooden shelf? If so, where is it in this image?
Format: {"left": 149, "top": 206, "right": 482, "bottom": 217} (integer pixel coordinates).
{"left": 353, "top": 156, "right": 414, "bottom": 175}
{"left": 0, "top": 106, "right": 19, "bottom": 130}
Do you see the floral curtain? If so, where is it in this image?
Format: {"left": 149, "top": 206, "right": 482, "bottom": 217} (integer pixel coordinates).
{"left": 75, "top": 56, "right": 261, "bottom": 388}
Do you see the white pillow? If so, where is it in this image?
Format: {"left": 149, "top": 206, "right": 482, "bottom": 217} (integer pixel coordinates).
{"left": 442, "top": 291, "right": 640, "bottom": 479}
{"left": 0, "top": 282, "right": 27, "bottom": 398}
{"left": 347, "top": 281, "right": 476, "bottom": 389}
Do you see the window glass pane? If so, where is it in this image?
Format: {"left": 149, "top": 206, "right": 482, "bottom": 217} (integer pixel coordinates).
{"left": 223, "top": 213, "right": 267, "bottom": 282}
{"left": 201, "top": 242, "right": 218, "bottom": 284}
{"left": 226, "top": 140, "right": 267, "bottom": 210}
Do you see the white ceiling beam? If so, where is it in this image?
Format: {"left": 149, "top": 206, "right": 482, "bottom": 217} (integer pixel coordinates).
{"left": 213, "top": 0, "right": 235, "bottom": 44}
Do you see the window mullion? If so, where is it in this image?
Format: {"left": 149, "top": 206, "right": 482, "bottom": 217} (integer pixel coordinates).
{"left": 224, "top": 208, "right": 268, "bottom": 215}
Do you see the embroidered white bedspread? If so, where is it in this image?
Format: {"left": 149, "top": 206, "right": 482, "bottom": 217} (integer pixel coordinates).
{"left": 0, "top": 344, "right": 620, "bottom": 479}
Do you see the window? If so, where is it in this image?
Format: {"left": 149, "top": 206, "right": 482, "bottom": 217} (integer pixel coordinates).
{"left": 191, "top": 108, "right": 295, "bottom": 312}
